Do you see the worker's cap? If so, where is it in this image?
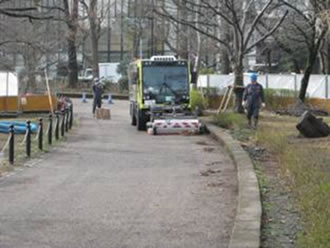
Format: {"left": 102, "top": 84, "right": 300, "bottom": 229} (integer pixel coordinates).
{"left": 250, "top": 73, "right": 258, "bottom": 82}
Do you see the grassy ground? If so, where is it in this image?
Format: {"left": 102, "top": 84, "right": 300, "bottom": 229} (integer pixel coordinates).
{"left": 214, "top": 111, "right": 330, "bottom": 248}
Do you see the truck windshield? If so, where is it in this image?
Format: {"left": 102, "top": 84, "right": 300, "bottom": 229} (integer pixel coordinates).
{"left": 142, "top": 66, "right": 189, "bottom": 97}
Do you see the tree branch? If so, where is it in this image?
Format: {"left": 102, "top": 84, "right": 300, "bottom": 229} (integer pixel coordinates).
{"left": 245, "top": 10, "right": 289, "bottom": 54}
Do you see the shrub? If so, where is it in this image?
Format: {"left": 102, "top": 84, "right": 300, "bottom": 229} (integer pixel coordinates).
{"left": 190, "top": 89, "right": 208, "bottom": 114}
{"left": 118, "top": 77, "right": 129, "bottom": 92}
{"left": 200, "top": 87, "right": 219, "bottom": 97}
{"left": 214, "top": 112, "right": 246, "bottom": 130}
{"left": 264, "top": 88, "right": 298, "bottom": 110}
{"left": 199, "top": 68, "right": 216, "bottom": 74}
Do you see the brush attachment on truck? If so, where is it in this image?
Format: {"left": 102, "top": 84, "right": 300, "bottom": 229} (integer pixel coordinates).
{"left": 146, "top": 105, "right": 203, "bottom": 135}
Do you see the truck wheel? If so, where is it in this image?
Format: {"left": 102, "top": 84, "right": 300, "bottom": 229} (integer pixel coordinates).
{"left": 131, "top": 115, "right": 137, "bottom": 126}
{"left": 131, "top": 105, "right": 137, "bottom": 126}
{"left": 137, "top": 110, "right": 147, "bottom": 131}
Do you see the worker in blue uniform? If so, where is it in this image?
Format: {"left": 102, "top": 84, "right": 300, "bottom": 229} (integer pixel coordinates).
{"left": 243, "top": 73, "right": 266, "bottom": 128}
{"left": 92, "top": 78, "right": 103, "bottom": 116}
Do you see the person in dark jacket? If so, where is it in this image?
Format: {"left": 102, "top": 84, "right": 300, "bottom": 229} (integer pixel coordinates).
{"left": 92, "top": 78, "right": 103, "bottom": 115}
{"left": 243, "top": 73, "right": 266, "bottom": 128}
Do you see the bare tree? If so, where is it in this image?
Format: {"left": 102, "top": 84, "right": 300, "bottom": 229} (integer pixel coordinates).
{"left": 80, "top": 0, "right": 108, "bottom": 78}
{"left": 62, "top": 0, "right": 80, "bottom": 88}
{"left": 0, "top": 0, "right": 58, "bottom": 92}
{"left": 0, "top": 0, "right": 52, "bottom": 20}
{"left": 320, "top": 9, "right": 330, "bottom": 74}
{"left": 279, "top": 0, "right": 329, "bottom": 102}
{"left": 158, "top": 0, "right": 288, "bottom": 112}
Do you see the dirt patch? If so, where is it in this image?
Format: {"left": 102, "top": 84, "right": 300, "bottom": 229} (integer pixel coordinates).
{"left": 207, "top": 182, "right": 223, "bottom": 188}
{"left": 205, "top": 161, "right": 223, "bottom": 167}
{"left": 196, "top": 141, "right": 209, "bottom": 146}
{"left": 203, "top": 147, "right": 215, "bottom": 153}
{"left": 275, "top": 100, "right": 328, "bottom": 117}
{"left": 200, "top": 168, "right": 222, "bottom": 177}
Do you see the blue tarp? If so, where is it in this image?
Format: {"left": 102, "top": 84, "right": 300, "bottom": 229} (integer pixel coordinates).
{"left": 0, "top": 121, "right": 38, "bottom": 134}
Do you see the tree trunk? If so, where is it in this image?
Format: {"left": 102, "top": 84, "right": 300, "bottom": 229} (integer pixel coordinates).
{"left": 220, "top": 48, "right": 231, "bottom": 74}
{"left": 131, "top": 0, "right": 138, "bottom": 58}
{"left": 68, "top": 38, "right": 78, "bottom": 88}
{"left": 233, "top": 63, "right": 245, "bottom": 113}
{"left": 320, "top": 50, "right": 326, "bottom": 75}
{"left": 266, "top": 49, "right": 272, "bottom": 73}
{"left": 64, "top": 0, "right": 79, "bottom": 88}
{"left": 23, "top": 48, "right": 37, "bottom": 93}
{"left": 176, "top": 0, "right": 188, "bottom": 59}
{"left": 89, "top": 0, "right": 99, "bottom": 78}
{"left": 190, "top": 0, "right": 201, "bottom": 85}
{"left": 120, "top": 0, "right": 124, "bottom": 60}
{"left": 291, "top": 58, "right": 301, "bottom": 74}
{"left": 299, "top": 51, "right": 318, "bottom": 102}
{"left": 327, "top": 40, "right": 330, "bottom": 74}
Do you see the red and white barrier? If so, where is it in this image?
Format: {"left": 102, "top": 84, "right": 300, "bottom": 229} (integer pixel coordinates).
{"left": 147, "top": 119, "right": 202, "bottom": 135}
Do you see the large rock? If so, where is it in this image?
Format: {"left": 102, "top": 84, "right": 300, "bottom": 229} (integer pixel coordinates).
{"left": 296, "top": 111, "right": 330, "bottom": 138}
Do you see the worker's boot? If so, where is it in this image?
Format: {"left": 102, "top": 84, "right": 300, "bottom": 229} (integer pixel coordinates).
{"left": 252, "top": 117, "right": 258, "bottom": 129}
{"left": 248, "top": 118, "right": 252, "bottom": 128}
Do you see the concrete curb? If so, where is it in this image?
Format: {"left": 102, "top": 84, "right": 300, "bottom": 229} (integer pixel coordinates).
{"left": 206, "top": 123, "right": 261, "bottom": 248}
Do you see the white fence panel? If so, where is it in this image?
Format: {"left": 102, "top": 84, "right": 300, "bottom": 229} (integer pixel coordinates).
{"left": 198, "top": 74, "right": 330, "bottom": 99}
{"left": 307, "top": 75, "right": 326, "bottom": 99}
{"left": 0, "top": 72, "right": 18, "bottom": 96}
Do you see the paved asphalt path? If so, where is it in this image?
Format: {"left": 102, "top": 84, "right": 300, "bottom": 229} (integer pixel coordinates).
{"left": 0, "top": 100, "right": 237, "bottom": 248}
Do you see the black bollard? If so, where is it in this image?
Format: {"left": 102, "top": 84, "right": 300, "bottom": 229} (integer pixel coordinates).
{"left": 38, "top": 118, "right": 43, "bottom": 151}
{"left": 48, "top": 114, "right": 53, "bottom": 145}
{"left": 69, "top": 104, "right": 73, "bottom": 129}
{"left": 55, "top": 112, "right": 59, "bottom": 140}
{"left": 65, "top": 109, "right": 69, "bottom": 132}
{"left": 9, "top": 124, "right": 14, "bottom": 164}
{"left": 26, "top": 121, "right": 31, "bottom": 157}
{"left": 61, "top": 110, "right": 65, "bottom": 137}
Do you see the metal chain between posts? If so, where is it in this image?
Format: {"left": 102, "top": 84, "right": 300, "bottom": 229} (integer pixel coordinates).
{"left": 45, "top": 121, "right": 51, "bottom": 137}
{"left": 34, "top": 125, "right": 41, "bottom": 141}
{"left": 19, "top": 127, "right": 29, "bottom": 146}
{"left": 0, "top": 131, "right": 12, "bottom": 158}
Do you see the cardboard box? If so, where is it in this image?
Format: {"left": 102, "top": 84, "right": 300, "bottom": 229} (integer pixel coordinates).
{"left": 96, "top": 108, "right": 111, "bottom": 120}
{"left": 101, "top": 108, "right": 111, "bottom": 120}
